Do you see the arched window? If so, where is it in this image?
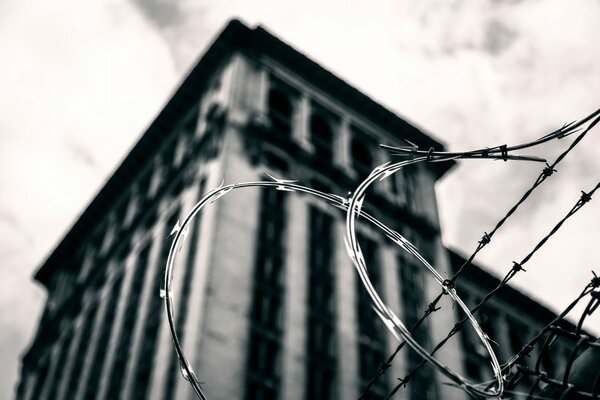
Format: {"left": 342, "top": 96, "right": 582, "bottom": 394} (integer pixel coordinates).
{"left": 268, "top": 88, "right": 293, "bottom": 136}
{"left": 351, "top": 137, "right": 373, "bottom": 178}
{"left": 310, "top": 114, "right": 334, "bottom": 160}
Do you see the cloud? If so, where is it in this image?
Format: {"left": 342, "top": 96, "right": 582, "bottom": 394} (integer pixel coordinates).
{"left": 484, "top": 19, "right": 518, "bottom": 55}
{"left": 131, "top": 0, "right": 185, "bottom": 29}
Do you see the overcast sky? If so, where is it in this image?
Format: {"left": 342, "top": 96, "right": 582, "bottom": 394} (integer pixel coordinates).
{"left": 1, "top": 0, "right": 599, "bottom": 398}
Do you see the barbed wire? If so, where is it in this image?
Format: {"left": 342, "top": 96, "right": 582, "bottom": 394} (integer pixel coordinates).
{"left": 163, "top": 176, "right": 503, "bottom": 398}
{"left": 383, "top": 180, "right": 599, "bottom": 399}
{"left": 504, "top": 274, "right": 600, "bottom": 400}
{"left": 360, "top": 108, "right": 600, "bottom": 399}
{"left": 163, "top": 108, "right": 600, "bottom": 400}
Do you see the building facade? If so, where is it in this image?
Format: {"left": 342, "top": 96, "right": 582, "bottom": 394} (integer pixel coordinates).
{"left": 16, "top": 20, "right": 575, "bottom": 400}
{"left": 447, "top": 249, "right": 580, "bottom": 396}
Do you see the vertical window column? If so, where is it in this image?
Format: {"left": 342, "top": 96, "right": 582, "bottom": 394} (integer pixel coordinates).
{"left": 356, "top": 234, "right": 387, "bottom": 399}
{"left": 43, "top": 327, "right": 73, "bottom": 399}
{"left": 398, "top": 251, "right": 438, "bottom": 400}
{"left": 245, "top": 189, "right": 288, "bottom": 400}
{"left": 129, "top": 207, "right": 180, "bottom": 400}
{"left": 30, "top": 360, "right": 49, "bottom": 400}
{"left": 61, "top": 294, "right": 102, "bottom": 399}
{"left": 306, "top": 207, "right": 337, "bottom": 399}
{"left": 82, "top": 270, "right": 126, "bottom": 399}
{"left": 162, "top": 179, "right": 206, "bottom": 400}
{"left": 104, "top": 243, "right": 152, "bottom": 399}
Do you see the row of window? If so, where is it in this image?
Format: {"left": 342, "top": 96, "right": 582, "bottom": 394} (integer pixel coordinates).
{"left": 459, "top": 295, "right": 568, "bottom": 385}
{"left": 267, "top": 77, "right": 414, "bottom": 192}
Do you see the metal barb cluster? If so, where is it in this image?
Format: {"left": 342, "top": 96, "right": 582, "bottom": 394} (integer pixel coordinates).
{"left": 162, "top": 108, "right": 600, "bottom": 400}
{"left": 362, "top": 108, "right": 600, "bottom": 400}
{"left": 502, "top": 274, "right": 600, "bottom": 400}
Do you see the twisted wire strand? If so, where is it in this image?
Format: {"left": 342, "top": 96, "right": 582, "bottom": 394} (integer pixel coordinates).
{"left": 503, "top": 279, "right": 600, "bottom": 399}
{"left": 501, "top": 280, "right": 597, "bottom": 374}
{"left": 163, "top": 175, "right": 500, "bottom": 398}
{"left": 345, "top": 157, "right": 506, "bottom": 398}
{"left": 360, "top": 108, "right": 600, "bottom": 399}
{"left": 381, "top": 107, "right": 600, "bottom": 160}
{"left": 386, "top": 180, "right": 600, "bottom": 399}
{"left": 162, "top": 107, "right": 600, "bottom": 400}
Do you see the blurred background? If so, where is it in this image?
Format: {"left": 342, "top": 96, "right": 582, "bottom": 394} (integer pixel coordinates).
{"left": 1, "top": 0, "right": 599, "bottom": 398}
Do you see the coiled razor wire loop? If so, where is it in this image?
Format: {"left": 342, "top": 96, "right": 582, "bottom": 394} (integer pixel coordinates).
{"left": 161, "top": 180, "right": 399, "bottom": 399}
{"left": 345, "top": 156, "right": 503, "bottom": 398}
{"left": 361, "top": 108, "right": 600, "bottom": 399}
{"left": 163, "top": 108, "right": 600, "bottom": 399}
{"left": 162, "top": 177, "right": 502, "bottom": 399}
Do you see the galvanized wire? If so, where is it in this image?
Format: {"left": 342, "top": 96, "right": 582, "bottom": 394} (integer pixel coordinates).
{"left": 163, "top": 176, "right": 501, "bottom": 398}
{"left": 504, "top": 277, "right": 600, "bottom": 400}
{"left": 384, "top": 180, "right": 600, "bottom": 399}
{"left": 163, "top": 107, "right": 600, "bottom": 400}
{"left": 360, "top": 108, "right": 600, "bottom": 399}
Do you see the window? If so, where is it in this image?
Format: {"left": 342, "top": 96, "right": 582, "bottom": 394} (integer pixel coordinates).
{"left": 310, "top": 114, "right": 334, "bottom": 160}
{"left": 398, "top": 247, "right": 438, "bottom": 400}
{"left": 114, "top": 193, "right": 131, "bottom": 232}
{"left": 161, "top": 139, "right": 179, "bottom": 186}
{"left": 181, "top": 108, "right": 199, "bottom": 164}
{"left": 131, "top": 207, "right": 180, "bottom": 400}
{"left": 45, "top": 328, "right": 74, "bottom": 399}
{"left": 63, "top": 301, "right": 100, "bottom": 399}
{"left": 351, "top": 136, "right": 373, "bottom": 180}
{"left": 460, "top": 297, "right": 496, "bottom": 383}
{"left": 83, "top": 273, "right": 125, "bottom": 399}
{"left": 137, "top": 168, "right": 154, "bottom": 209}
{"left": 183, "top": 106, "right": 200, "bottom": 138}
{"left": 245, "top": 189, "right": 288, "bottom": 400}
{"left": 268, "top": 87, "right": 294, "bottom": 137}
{"left": 163, "top": 179, "right": 206, "bottom": 400}
{"left": 306, "top": 207, "right": 337, "bottom": 400}
{"left": 508, "top": 322, "right": 526, "bottom": 355}
{"left": 143, "top": 207, "right": 158, "bottom": 231}
{"left": 356, "top": 234, "right": 387, "bottom": 399}
{"left": 31, "top": 361, "right": 49, "bottom": 400}
{"left": 388, "top": 163, "right": 408, "bottom": 205}
{"left": 105, "top": 243, "right": 152, "bottom": 399}
{"left": 264, "top": 151, "right": 289, "bottom": 173}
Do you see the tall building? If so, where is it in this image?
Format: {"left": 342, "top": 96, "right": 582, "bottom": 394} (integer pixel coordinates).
{"left": 16, "top": 20, "right": 578, "bottom": 400}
